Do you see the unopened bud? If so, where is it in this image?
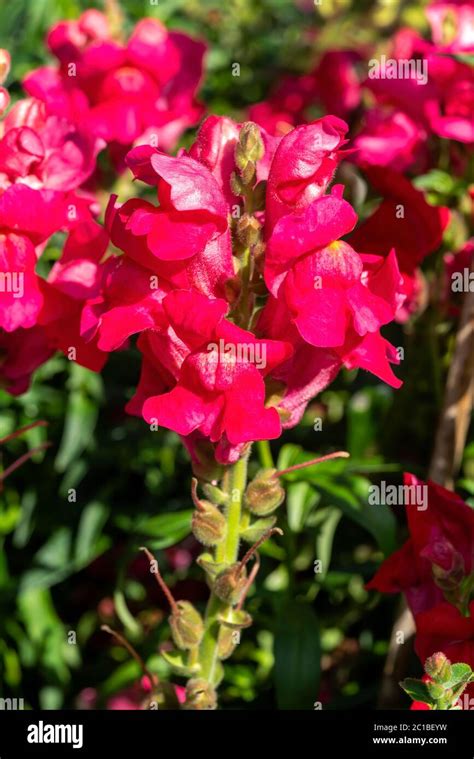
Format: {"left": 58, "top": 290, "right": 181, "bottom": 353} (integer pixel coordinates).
{"left": 191, "top": 478, "right": 226, "bottom": 546}
{"left": 236, "top": 214, "right": 261, "bottom": 247}
{"left": 245, "top": 468, "right": 285, "bottom": 516}
{"left": 170, "top": 600, "right": 204, "bottom": 650}
{"left": 238, "top": 122, "right": 264, "bottom": 163}
{"left": 183, "top": 678, "right": 217, "bottom": 710}
{"left": 217, "top": 625, "right": 239, "bottom": 660}
{"left": 214, "top": 564, "right": 248, "bottom": 606}
{"left": 424, "top": 652, "right": 452, "bottom": 683}
{"left": 241, "top": 160, "right": 256, "bottom": 187}
{"left": 192, "top": 503, "right": 226, "bottom": 546}
{"left": 426, "top": 681, "right": 446, "bottom": 699}
{"left": 230, "top": 172, "right": 245, "bottom": 197}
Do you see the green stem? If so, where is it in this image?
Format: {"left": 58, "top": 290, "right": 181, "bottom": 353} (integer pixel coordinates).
{"left": 256, "top": 439, "right": 274, "bottom": 469}
{"left": 198, "top": 454, "right": 249, "bottom": 684}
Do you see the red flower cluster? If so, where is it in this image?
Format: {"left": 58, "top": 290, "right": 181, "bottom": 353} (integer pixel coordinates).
{"left": 0, "top": 51, "right": 102, "bottom": 392}
{"left": 368, "top": 474, "right": 474, "bottom": 698}
{"left": 13, "top": 114, "right": 401, "bottom": 465}
{"left": 23, "top": 10, "right": 206, "bottom": 168}
{"left": 251, "top": 0, "right": 474, "bottom": 322}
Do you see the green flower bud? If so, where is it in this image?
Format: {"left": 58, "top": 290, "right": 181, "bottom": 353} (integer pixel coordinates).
{"left": 214, "top": 564, "right": 248, "bottom": 605}
{"left": 238, "top": 122, "right": 264, "bottom": 163}
{"left": 191, "top": 477, "right": 226, "bottom": 546}
{"left": 192, "top": 501, "right": 227, "bottom": 546}
{"left": 244, "top": 468, "right": 285, "bottom": 516}
{"left": 217, "top": 625, "right": 239, "bottom": 660}
{"left": 183, "top": 678, "right": 217, "bottom": 710}
{"left": 169, "top": 601, "right": 204, "bottom": 650}
{"left": 241, "top": 160, "right": 256, "bottom": 187}
{"left": 426, "top": 681, "right": 446, "bottom": 700}
{"left": 236, "top": 213, "right": 262, "bottom": 248}
{"left": 424, "top": 652, "right": 452, "bottom": 683}
{"left": 230, "top": 171, "right": 245, "bottom": 196}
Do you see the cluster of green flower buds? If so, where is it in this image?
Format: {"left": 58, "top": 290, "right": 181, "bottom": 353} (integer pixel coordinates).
{"left": 400, "top": 652, "right": 474, "bottom": 710}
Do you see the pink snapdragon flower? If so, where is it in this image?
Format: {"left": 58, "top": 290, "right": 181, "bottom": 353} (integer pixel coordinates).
{"left": 24, "top": 12, "right": 206, "bottom": 165}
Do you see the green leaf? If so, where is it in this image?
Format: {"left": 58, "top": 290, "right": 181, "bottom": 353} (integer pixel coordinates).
{"left": 314, "top": 477, "right": 397, "bottom": 556}
{"left": 55, "top": 364, "right": 103, "bottom": 472}
{"left": 400, "top": 678, "right": 434, "bottom": 705}
{"left": 444, "top": 663, "right": 473, "bottom": 689}
{"left": 55, "top": 390, "right": 99, "bottom": 472}
{"left": 315, "top": 507, "right": 342, "bottom": 580}
{"left": 116, "top": 510, "right": 193, "bottom": 549}
{"left": 274, "top": 601, "right": 320, "bottom": 709}
{"left": 74, "top": 501, "right": 109, "bottom": 566}
{"left": 286, "top": 482, "right": 318, "bottom": 533}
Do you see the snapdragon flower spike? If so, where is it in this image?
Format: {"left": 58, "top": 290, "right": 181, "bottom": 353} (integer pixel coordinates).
{"left": 140, "top": 546, "right": 204, "bottom": 650}
{"left": 98, "top": 113, "right": 405, "bottom": 459}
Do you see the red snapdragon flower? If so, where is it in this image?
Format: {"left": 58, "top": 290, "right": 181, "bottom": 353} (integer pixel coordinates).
{"left": 349, "top": 168, "right": 450, "bottom": 321}
{"left": 38, "top": 216, "right": 110, "bottom": 371}
{"left": 0, "top": 325, "right": 53, "bottom": 395}
{"left": 24, "top": 12, "right": 206, "bottom": 166}
{"left": 367, "top": 474, "right": 474, "bottom": 616}
{"left": 368, "top": 475, "right": 474, "bottom": 690}
{"left": 262, "top": 122, "right": 404, "bottom": 387}
{"left": 130, "top": 289, "right": 293, "bottom": 460}
{"left": 0, "top": 97, "right": 102, "bottom": 192}
{"left": 352, "top": 109, "right": 428, "bottom": 172}
{"left": 94, "top": 114, "right": 404, "bottom": 459}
